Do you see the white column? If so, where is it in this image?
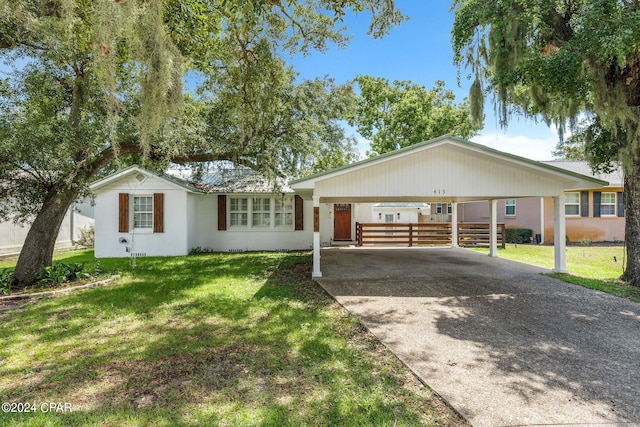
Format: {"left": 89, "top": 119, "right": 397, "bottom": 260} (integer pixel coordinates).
{"left": 312, "top": 195, "right": 322, "bottom": 277}
{"left": 540, "top": 197, "right": 545, "bottom": 244}
{"left": 451, "top": 202, "right": 458, "bottom": 248}
{"left": 553, "top": 194, "right": 567, "bottom": 273}
{"left": 489, "top": 199, "right": 498, "bottom": 257}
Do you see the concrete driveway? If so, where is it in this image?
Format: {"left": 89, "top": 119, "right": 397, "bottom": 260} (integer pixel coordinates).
{"left": 316, "top": 247, "right": 640, "bottom": 426}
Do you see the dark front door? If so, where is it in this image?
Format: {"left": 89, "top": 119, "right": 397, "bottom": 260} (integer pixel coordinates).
{"left": 334, "top": 204, "right": 352, "bottom": 240}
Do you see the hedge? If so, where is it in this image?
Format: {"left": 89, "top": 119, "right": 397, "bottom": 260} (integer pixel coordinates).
{"left": 505, "top": 227, "right": 533, "bottom": 244}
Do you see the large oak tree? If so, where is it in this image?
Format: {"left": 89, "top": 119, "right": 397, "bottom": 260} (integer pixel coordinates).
{"left": 451, "top": 0, "right": 640, "bottom": 285}
{"left": 0, "top": 0, "right": 403, "bottom": 287}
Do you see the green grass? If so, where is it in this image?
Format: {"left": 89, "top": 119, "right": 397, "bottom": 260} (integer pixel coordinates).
{"left": 0, "top": 250, "right": 464, "bottom": 426}
{"left": 473, "top": 244, "right": 640, "bottom": 302}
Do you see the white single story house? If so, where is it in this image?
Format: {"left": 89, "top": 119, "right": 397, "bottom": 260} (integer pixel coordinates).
{"left": 90, "top": 135, "right": 608, "bottom": 276}
{"left": 89, "top": 166, "right": 314, "bottom": 257}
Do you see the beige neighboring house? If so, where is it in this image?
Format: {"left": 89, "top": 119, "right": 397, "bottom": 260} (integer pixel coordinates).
{"left": 0, "top": 201, "right": 95, "bottom": 256}
{"left": 457, "top": 162, "right": 625, "bottom": 244}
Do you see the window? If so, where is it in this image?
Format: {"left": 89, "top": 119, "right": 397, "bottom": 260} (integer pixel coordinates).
{"left": 119, "top": 193, "right": 163, "bottom": 233}
{"left": 133, "top": 196, "right": 153, "bottom": 229}
{"left": 601, "top": 192, "right": 616, "bottom": 216}
{"left": 230, "top": 197, "right": 248, "bottom": 227}
{"left": 565, "top": 192, "right": 580, "bottom": 216}
{"left": 252, "top": 197, "right": 271, "bottom": 227}
{"left": 228, "top": 196, "right": 295, "bottom": 229}
{"left": 436, "top": 203, "right": 452, "bottom": 214}
{"left": 505, "top": 199, "right": 516, "bottom": 216}
{"left": 275, "top": 196, "right": 294, "bottom": 227}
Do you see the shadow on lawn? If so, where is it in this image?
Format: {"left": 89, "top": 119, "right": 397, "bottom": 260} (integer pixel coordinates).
{"left": 0, "top": 252, "right": 460, "bottom": 426}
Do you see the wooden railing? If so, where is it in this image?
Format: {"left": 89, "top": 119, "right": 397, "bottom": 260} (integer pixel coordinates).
{"left": 355, "top": 222, "right": 505, "bottom": 248}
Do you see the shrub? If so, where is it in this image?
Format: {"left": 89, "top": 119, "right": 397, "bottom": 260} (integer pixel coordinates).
{"left": 505, "top": 227, "right": 533, "bottom": 244}
{"left": 75, "top": 224, "right": 95, "bottom": 248}
{"left": 579, "top": 238, "right": 592, "bottom": 246}
{"left": 0, "top": 269, "right": 12, "bottom": 295}
{"left": 189, "top": 246, "right": 214, "bottom": 255}
{"left": 39, "top": 263, "right": 90, "bottom": 286}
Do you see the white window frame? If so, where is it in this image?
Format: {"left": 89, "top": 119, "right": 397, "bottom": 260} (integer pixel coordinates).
{"left": 133, "top": 195, "right": 153, "bottom": 230}
{"left": 274, "top": 196, "right": 294, "bottom": 227}
{"left": 565, "top": 192, "right": 580, "bottom": 216}
{"left": 229, "top": 197, "right": 249, "bottom": 228}
{"left": 505, "top": 199, "right": 516, "bottom": 217}
{"left": 252, "top": 197, "right": 271, "bottom": 228}
{"left": 436, "top": 203, "right": 452, "bottom": 215}
{"left": 601, "top": 192, "right": 616, "bottom": 216}
{"left": 229, "top": 196, "right": 295, "bottom": 230}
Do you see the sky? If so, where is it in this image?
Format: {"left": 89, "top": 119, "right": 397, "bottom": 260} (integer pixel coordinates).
{"left": 288, "top": 0, "right": 561, "bottom": 161}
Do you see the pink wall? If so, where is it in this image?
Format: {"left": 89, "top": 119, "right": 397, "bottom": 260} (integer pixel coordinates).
{"left": 459, "top": 191, "right": 625, "bottom": 243}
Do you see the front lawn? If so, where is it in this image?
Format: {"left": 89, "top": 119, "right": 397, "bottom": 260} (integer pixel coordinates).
{"left": 473, "top": 244, "right": 640, "bottom": 302}
{"left": 0, "top": 250, "right": 464, "bottom": 426}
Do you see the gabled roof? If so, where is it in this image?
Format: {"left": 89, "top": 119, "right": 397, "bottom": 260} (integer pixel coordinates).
{"left": 291, "top": 135, "right": 608, "bottom": 188}
{"left": 291, "top": 135, "right": 609, "bottom": 203}
{"left": 541, "top": 161, "right": 623, "bottom": 187}
{"left": 90, "top": 165, "right": 291, "bottom": 194}
{"left": 90, "top": 165, "right": 205, "bottom": 193}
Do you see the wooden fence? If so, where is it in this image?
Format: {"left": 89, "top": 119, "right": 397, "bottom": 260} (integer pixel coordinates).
{"left": 355, "top": 222, "right": 505, "bottom": 248}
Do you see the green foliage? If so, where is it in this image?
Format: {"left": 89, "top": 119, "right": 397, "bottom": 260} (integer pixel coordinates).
{"left": 451, "top": 0, "right": 640, "bottom": 169}
{"left": 39, "top": 263, "right": 90, "bottom": 286}
{"left": 189, "top": 246, "right": 214, "bottom": 255}
{"left": 0, "top": 269, "right": 12, "bottom": 295}
{"left": 75, "top": 224, "right": 95, "bottom": 248}
{"left": 349, "top": 76, "right": 481, "bottom": 156}
{"left": 505, "top": 228, "right": 533, "bottom": 244}
{"left": 194, "top": 38, "right": 360, "bottom": 177}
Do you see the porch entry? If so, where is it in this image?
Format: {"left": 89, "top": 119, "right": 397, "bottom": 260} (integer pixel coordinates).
{"left": 334, "top": 204, "right": 352, "bottom": 240}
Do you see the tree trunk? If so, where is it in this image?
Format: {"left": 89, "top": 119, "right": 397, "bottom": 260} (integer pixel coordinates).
{"left": 11, "top": 189, "right": 78, "bottom": 289}
{"left": 622, "top": 163, "right": 640, "bottom": 287}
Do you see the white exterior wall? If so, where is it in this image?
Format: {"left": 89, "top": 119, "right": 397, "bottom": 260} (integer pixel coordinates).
{"left": 94, "top": 174, "right": 189, "bottom": 258}
{"left": 314, "top": 144, "right": 573, "bottom": 200}
{"left": 0, "top": 200, "right": 94, "bottom": 255}
{"left": 370, "top": 206, "right": 421, "bottom": 223}
{"left": 192, "top": 195, "right": 313, "bottom": 252}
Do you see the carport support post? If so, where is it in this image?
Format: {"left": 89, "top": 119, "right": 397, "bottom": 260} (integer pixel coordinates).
{"left": 489, "top": 199, "right": 498, "bottom": 257}
{"left": 553, "top": 194, "right": 567, "bottom": 273}
{"left": 312, "top": 195, "right": 322, "bottom": 277}
{"left": 451, "top": 202, "right": 458, "bottom": 248}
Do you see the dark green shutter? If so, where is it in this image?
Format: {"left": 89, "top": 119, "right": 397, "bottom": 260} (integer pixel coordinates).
{"left": 593, "top": 191, "right": 601, "bottom": 218}
{"left": 617, "top": 192, "right": 624, "bottom": 217}
{"left": 580, "top": 191, "right": 589, "bottom": 217}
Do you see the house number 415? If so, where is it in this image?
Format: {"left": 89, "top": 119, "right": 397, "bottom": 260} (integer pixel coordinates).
{"left": 433, "top": 189, "right": 446, "bottom": 195}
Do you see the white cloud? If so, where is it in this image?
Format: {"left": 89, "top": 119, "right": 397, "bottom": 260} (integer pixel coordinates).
{"left": 472, "top": 130, "right": 559, "bottom": 161}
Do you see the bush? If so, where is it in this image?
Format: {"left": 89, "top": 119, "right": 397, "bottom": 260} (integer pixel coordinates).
{"left": 75, "top": 224, "right": 95, "bottom": 248}
{"left": 39, "top": 262, "right": 90, "bottom": 286}
{"left": 505, "top": 227, "right": 533, "bottom": 244}
{"left": 0, "top": 269, "right": 12, "bottom": 295}
{"left": 189, "top": 246, "right": 214, "bottom": 255}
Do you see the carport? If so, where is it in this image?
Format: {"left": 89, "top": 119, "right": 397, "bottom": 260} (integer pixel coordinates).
{"left": 291, "top": 135, "right": 608, "bottom": 277}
